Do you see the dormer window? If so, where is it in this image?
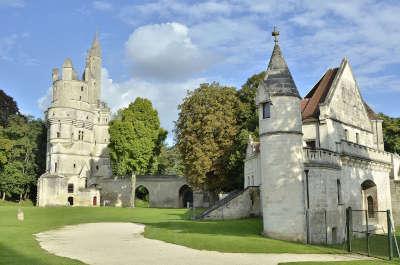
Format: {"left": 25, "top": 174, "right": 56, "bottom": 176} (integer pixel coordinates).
{"left": 262, "top": 102, "right": 271, "bottom": 119}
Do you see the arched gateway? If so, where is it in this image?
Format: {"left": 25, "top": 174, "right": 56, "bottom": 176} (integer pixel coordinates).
{"left": 135, "top": 175, "right": 193, "bottom": 208}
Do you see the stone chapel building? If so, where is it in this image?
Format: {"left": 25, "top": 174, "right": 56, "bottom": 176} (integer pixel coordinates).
{"left": 200, "top": 30, "right": 400, "bottom": 245}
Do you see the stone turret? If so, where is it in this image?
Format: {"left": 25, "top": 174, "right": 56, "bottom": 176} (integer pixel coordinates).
{"left": 84, "top": 33, "right": 102, "bottom": 104}
{"left": 62, "top": 58, "right": 74, "bottom": 80}
{"left": 257, "top": 28, "right": 306, "bottom": 242}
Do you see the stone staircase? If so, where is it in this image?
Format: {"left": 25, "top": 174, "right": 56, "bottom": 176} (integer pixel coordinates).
{"left": 197, "top": 186, "right": 260, "bottom": 220}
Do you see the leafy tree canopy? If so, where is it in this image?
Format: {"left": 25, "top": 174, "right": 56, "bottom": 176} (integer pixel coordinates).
{"left": 0, "top": 115, "right": 46, "bottom": 201}
{"left": 175, "top": 83, "right": 240, "bottom": 192}
{"left": 156, "top": 144, "right": 184, "bottom": 176}
{"left": 0, "top": 89, "right": 19, "bottom": 126}
{"left": 109, "top": 98, "right": 166, "bottom": 176}
{"left": 378, "top": 113, "right": 400, "bottom": 154}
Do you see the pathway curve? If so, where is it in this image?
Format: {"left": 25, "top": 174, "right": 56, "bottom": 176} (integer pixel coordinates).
{"left": 36, "top": 222, "right": 369, "bottom": 265}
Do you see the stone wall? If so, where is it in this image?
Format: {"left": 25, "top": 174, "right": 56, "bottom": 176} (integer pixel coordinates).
{"left": 136, "top": 175, "right": 188, "bottom": 208}
{"left": 201, "top": 187, "right": 261, "bottom": 220}
{"left": 390, "top": 180, "right": 400, "bottom": 224}
{"left": 95, "top": 177, "right": 134, "bottom": 207}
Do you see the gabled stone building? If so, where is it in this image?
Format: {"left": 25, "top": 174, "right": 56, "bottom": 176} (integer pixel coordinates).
{"left": 243, "top": 29, "right": 400, "bottom": 244}
{"left": 200, "top": 30, "right": 400, "bottom": 244}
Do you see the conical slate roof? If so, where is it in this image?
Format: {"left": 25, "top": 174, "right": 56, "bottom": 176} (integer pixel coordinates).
{"left": 261, "top": 44, "right": 300, "bottom": 98}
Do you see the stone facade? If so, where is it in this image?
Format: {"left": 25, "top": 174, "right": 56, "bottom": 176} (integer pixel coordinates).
{"left": 243, "top": 33, "right": 400, "bottom": 244}
{"left": 37, "top": 35, "right": 112, "bottom": 207}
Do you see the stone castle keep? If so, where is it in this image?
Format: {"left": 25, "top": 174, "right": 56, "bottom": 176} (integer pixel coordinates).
{"left": 37, "top": 35, "right": 112, "bottom": 207}
{"left": 37, "top": 36, "right": 194, "bottom": 208}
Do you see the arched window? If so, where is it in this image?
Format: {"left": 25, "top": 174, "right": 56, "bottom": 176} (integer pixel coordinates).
{"left": 68, "top": 183, "right": 74, "bottom": 193}
{"left": 367, "top": 196, "right": 375, "bottom": 218}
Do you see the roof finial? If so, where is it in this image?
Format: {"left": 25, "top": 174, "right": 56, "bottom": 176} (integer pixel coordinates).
{"left": 272, "top": 26, "right": 279, "bottom": 44}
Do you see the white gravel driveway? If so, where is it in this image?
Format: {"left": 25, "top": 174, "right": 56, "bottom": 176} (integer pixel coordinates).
{"left": 35, "top": 222, "right": 369, "bottom": 265}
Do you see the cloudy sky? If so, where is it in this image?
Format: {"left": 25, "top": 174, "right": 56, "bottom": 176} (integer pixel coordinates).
{"left": 1, "top": 0, "right": 399, "bottom": 143}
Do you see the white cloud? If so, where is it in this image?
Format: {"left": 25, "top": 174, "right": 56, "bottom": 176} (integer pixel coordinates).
{"left": 0, "top": 0, "right": 25, "bottom": 8}
{"left": 0, "top": 33, "right": 37, "bottom": 65}
{"left": 101, "top": 68, "right": 206, "bottom": 143}
{"left": 92, "top": 1, "right": 112, "bottom": 11}
{"left": 125, "top": 22, "right": 214, "bottom": 81}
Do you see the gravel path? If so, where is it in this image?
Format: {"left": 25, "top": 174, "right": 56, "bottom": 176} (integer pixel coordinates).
{"left": 35, "top": 222, "right": 369, "bottom": 265}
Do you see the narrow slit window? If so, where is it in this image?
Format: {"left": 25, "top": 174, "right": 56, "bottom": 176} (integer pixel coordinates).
{"left": 337, "top": 179, "right": 342, "bottom": 204}
{"left": 356, "top": 133, "right": 359, "bottom": 144}
{"left": 262, "top": 102, "right": 271, "bottom": 119}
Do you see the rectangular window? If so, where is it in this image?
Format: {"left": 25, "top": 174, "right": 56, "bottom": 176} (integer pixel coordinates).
{"left": 356, "top": 133, "right": 359, "bottom": 144}
{"left": 57, "top": 132, "right": 60, "bottom": 138}
{"left": 262, "top": 102, "right": 271, "bottom": 119}
{"left": 305, "top": 140, "right": 316, "bottom": 149}
{"left": 67, "top": 184, "right": 74, "bottom": 193}
{"left": 337, "top": 179, "right": 342, "bottom": 204}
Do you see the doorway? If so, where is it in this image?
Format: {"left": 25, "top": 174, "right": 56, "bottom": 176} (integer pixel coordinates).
{"left": 68, "top": 196, "right": 74, "bottom": 206}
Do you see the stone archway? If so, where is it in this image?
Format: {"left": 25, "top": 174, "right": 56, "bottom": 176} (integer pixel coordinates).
{"left": 361, "top": 179, "right": 377, "bottom": 219}
{"left": 135, "top": 185, "right": 149, "bottom": 207}
{"left": 179, "top": 185, "right": 193, "bottom": 208}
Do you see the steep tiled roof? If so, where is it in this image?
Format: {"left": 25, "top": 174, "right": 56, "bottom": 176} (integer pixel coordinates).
{"left": 301, "top": 68, "right": 338, "bottom": 120}
{"left": 363, "top": 102, "right": 379, "bottom": 120}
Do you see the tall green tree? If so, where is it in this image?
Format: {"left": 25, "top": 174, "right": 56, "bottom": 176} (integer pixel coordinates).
{"left": 156, "top": 144, "right": 184, "bottom": 176}
{"left": 0, "top": 115, "right": 46, "bottom": 201}
{"left": 237, "top": 71, "right": 265, "bottom": 134}
{"left": 0, "top": 89, "right": 19, "bottom": 126}
{"left": 378, "top": 113, "right": 400, "bottom": 154}
{"left": 175, "top": 83, "right": 240, "bottom": 192}
{"left": 108, "top": 98, "right": 166, "bottom": 176}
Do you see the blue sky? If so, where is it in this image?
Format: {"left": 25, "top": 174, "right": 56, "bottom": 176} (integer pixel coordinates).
{"left": 1, "top": 0, "right": 399, "bottom": 142}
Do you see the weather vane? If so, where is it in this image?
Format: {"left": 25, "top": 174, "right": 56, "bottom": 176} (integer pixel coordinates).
{"left": 272, "top": 26, "right": 279, "bottom": 44}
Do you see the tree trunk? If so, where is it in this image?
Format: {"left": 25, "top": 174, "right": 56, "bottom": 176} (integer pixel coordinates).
{"left": 19, "top": 193, "right": 23, "bottom": 203}
{"left": 2, "top": 192, "right": 5, "bottom": 200}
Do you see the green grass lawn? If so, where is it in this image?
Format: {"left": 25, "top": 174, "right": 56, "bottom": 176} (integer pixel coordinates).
{"left": 279, "top": 261, "right": 394, "bottom": 265}
{"left": 0, "top": 201, "right": 396, "bottom": 265}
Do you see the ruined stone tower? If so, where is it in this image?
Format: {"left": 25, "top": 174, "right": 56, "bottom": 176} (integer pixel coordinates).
{"left": 256, "top": 29, "right": 306, "bottom": 242}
